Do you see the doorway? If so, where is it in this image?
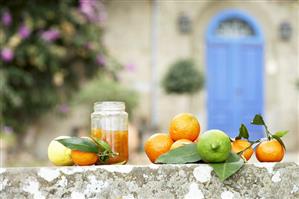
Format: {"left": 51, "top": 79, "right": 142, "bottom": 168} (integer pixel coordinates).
{"left": 206, "top": 9, "right": 264, "bottom": 140}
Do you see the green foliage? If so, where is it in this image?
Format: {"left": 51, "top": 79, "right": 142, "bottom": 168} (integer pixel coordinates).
{"left": 156, "top": 143, "right": 245, "bottom": 181}
{"left": 155, "top": 144, "right": 201, "bottom": 164}
{"left": 0, "top": 132, "right": 16, "bottom": 148}
{"left": 236, "top": 124, "right": 249, "bottom": 140}
{"left": 273, "top": 130, "right": 288, "bottom": 138}
{"left": 210, "top": 152, "right": 244, "bottom": 181}
{"left": 162, "top": 59, "right": 204, "bottom": 95}
{"left": 251, "top": 114, "right": 265, "bottom": 125}
{"left": 0, "top": 0, "right": 119, "bottom": 133}
{"left": 73, "top": 77, "right": 138, "bottom": 117}
{"left": 57, "top": 137, "right": 99, "bottom": 153}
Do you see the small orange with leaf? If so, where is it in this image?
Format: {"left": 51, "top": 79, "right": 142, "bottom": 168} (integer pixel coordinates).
{"left": 231, "top": 139, "right": 254, "bottom": 161}
{"left": 255, "top": 139, "right": 285, "bottom": 162}
{"left": 250, "top": 114, "right": 288, "bottom": 162}
{"left": 144, "top": 133, "right": 173, "bottom": 163}
{"left": 231, "top": 124, "right": 254, "bottom": 161}
{"left": 56, "top": 137, "right": 117, "bottom": 166}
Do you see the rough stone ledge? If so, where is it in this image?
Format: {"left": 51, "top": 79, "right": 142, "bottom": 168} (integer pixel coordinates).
{"left": 0, "top": 163, "right": 298, "bottom": 199}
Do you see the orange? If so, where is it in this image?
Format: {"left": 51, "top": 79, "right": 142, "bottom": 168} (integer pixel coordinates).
{"left": 170, "top": 139, "right": 193, "bottom": 150}
{"left": 169, "top": 113, "right": 200, "bottom": 141}
{"left": 255, "top": 139, "right": 285, "bottom": 162}
{"left": 144, "top": 133, "right": 173, "bottom": 163}
{"left": 71, "top": 150, "right": 98, "bottom": 166}
{"left": 231, "top": 139, "right": 254, "bottom": 161}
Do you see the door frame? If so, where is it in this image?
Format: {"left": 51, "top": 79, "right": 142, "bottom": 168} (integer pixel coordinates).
{"left": 206, "top": 9, "right": 264, "bottom": 43}
{"left": 205, "top": 9, "right": 265, "bottom": 137}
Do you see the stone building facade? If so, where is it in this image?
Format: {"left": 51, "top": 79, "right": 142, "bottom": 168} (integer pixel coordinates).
{"left": 104, "top": 0, "right": 299, "bottom": 151}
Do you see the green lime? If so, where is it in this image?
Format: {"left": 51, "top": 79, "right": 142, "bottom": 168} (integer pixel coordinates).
{"left": 197, "top": 129, "right": 231, "bottom": 163}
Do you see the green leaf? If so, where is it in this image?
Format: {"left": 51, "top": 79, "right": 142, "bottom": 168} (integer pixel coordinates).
{"left": 251, "top": 114, "right": 265, "bottom": 125}
{"left": 155, "top": 144, "right": 201, "bottom": 164}
{"left": 273, "top": 130, "right": 288, "bottom": 138}
{"left": 57, "top": 137, "right": 99, "bottom": 153}
{"left": 236, "top": 124, "right": 249, "bottom": 139}
{"left": 210, "top": 152, "right": 245, "bottom": 181}
{"left": 91, "top": 137, "right": 112, "bottom": 152}
{"left": 272, "top": 135, "right": 286, "bottom": 150}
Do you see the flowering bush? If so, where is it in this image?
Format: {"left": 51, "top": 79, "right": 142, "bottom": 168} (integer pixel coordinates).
{"left": 0, "top": 0, "right": 119, "bottom": 133}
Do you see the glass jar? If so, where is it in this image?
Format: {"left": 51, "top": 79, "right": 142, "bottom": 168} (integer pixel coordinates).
{"left": 91, "top": 101, "right": 128, "bottom": 164}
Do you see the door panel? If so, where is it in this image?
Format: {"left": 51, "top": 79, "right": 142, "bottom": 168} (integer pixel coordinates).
{"left": 236, "top": 44, "right": 264, "bottom": 140}
{"left": 207, "top": 43, "right": 235, "bottom": 134}
{"left": 207, "top": 42, "right": 264, "bottom": 139}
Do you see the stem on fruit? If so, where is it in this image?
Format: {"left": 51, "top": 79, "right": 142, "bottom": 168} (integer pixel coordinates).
{"left": 237, "top": 139, "right": 261, "bottom": 155}
{"left": 262, "top": 124, "right": 272, "bottom": 140}
{"left": 211, "top": 143, "right": 219, "bottom": 150}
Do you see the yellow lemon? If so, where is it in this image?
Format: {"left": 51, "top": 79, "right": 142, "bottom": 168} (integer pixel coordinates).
{"left": 48, "top": 136, "right": 74, "bottom": 166}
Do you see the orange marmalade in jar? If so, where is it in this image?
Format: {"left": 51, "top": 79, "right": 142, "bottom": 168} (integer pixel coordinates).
{"left": 91, "top": 101, "right": 128, "bottom": 164}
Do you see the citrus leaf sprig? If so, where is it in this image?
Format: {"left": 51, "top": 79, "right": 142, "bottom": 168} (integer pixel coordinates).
{"left": 235, "top": 123, "right": 260, "bottom": 156}
{"left": 57, "top": 137, "right": 117, "bottom": 163}
{"left": 251, "top": 114, "right": 288, "bottom": 149}
{"left": 91, "top": 137, "right": 119, "bottom": 162}
{"left": 57, "top": 137, "right": 99, "bottom": 153}
{"left": 251, "top": 114, "right": 271, "bottom": 139}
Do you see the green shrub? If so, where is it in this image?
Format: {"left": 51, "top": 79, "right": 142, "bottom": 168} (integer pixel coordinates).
{"left": 162, "top": 59, "right": 204, "bottom": 94}
{"left": 73, "top": 77, "right": 138, "bottom": 117}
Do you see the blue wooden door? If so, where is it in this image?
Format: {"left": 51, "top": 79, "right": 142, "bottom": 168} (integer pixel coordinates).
{"left": 206, "top": 10, "right": 264, "bottom": 140}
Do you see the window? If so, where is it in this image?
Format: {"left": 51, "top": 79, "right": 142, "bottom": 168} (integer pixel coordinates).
{"left": 215, "top": 18, "right": 254, "bottom": 38}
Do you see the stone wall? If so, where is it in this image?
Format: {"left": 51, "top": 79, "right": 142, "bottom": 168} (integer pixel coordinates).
{"left": 1, "top": 163, "right": 298, "bottom": 199}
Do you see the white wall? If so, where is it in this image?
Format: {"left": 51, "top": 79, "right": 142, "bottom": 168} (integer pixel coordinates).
{"left": 104, "top": 0, "right": 299, "bottom": 151}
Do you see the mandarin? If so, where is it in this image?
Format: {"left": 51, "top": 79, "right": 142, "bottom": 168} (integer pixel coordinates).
{"left": 255, "top": 139, "right": 284, "bottom": 162}
{"left": 231, "top": 139, "right": 254, "bottom": 161}
{"left": 71, "top": 150, "right": 98, "bottom": 166}
{"left": 169, "top": 113, "right": 200, "bottom": 141}
{"left": 144, "top": 133, "right": 173, "bottom": 163}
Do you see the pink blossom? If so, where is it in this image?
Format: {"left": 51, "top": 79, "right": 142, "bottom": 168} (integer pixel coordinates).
{"left": 18, "top": 24, "right": 31, "bottom": 39}
{"left": 58, "top": 104, "right": 69, "bottom": 114}
{"left": 125, "top": 63, "right": 136, "bottom": 72}
{"left": 84, "top": 42, "right": 92, "bottom": 49}
{"left": 96, "top": 54, "right": 105, "bottom": 66}
{"left": 1, "top": 11, "right": 12, "bottom": 26}
{"left": 1, "top": 48, "right": 14, "bottom": 62}
{"left": 3, "top": 126, "right": 13, "bottom": 134}
{"left": 41, "top": 29, "right": 60, "bottom": 42}
{"left": 79, "top": 0, "right": 107, "bottom": 24}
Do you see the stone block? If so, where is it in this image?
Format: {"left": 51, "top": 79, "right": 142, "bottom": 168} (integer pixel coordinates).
{"left": 1, "top": 163, "right": 298, "bottom": 199}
